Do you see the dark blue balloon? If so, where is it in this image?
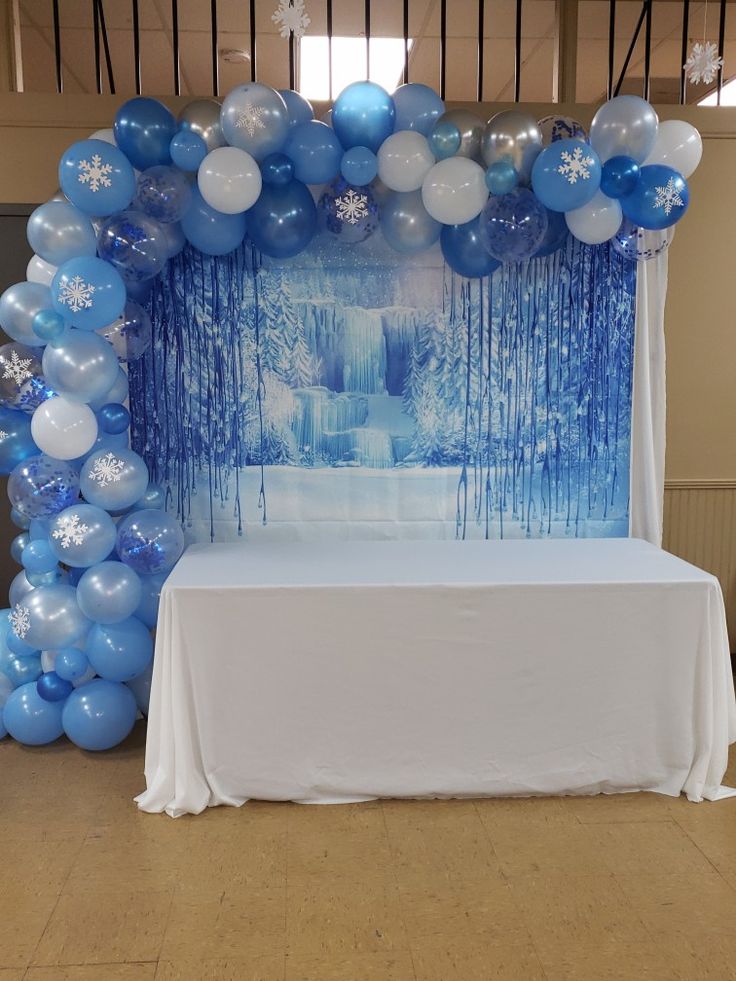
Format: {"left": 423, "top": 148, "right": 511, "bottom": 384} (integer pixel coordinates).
{"left": 441, "top": 218, "right": 501, "bottom": 279}
{"left": 62, "top": 678, "right": 137, "bottom": 751}
{"left": 333, "top": 82, "right": 396, "bottom": 153}
{"left": 58, "top": 139, "right": 136, "bottom": 217}
{"left": 0, "top": 407, "right": 37, "bottom": 475}
{"left": 37, "top": 671, "right": 73, "bottom": 702}
{"left": 246, "top": 180, "right": 317, "bottom": 259}
{"left": 620, "top": 164, "right": 689, "bottom": 230}
{"left": 533, "top": 208, "right": 570, "bottom": 257}
{"left": 479, "top": 188, "right": 548, "bottom": 263}
{"left": 114, "top": 98, "right": 177, "bottom": 171}
{"left": 97, "top": 403, "right": 131, "bottom": 435}
{"left": 600, "top": 155, "right": 640, "bottom": 199}
{"left": 169, "top": 130, "right": 208, "bottom": 172}
{"left": 340, "top": 147, "right": 378, "bottom": 187}
{"left": 261, "top": 153, "right": 295, "bottom": 187}
{"left": 181, "top": 187, "right": 247, "bottom": 256}
{"left": 284, "top": 121, "right": 342, "bottom": 185}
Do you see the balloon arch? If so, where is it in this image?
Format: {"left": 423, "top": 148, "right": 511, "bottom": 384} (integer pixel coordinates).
{"left": 0, "top": 81, "right": 701, "bottom": 750}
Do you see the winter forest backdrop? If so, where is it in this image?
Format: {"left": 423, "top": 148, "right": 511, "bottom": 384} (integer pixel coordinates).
{"left": 129, "top": 232, "right": 637, "bottom": 542}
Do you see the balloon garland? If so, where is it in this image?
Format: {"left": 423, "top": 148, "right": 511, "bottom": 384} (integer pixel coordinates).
{"left": 0, "top": 79, "right": 701, "bottom": 750}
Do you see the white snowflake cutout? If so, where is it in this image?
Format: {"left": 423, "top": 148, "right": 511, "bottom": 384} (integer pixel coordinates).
{"left": 88, "top": 451, "right": 125, "bottom": 488}
{"left": 684, "top": 41, "right": 723, "bottom": 86}
{"left": 272, "top": 0, "right": 311, "bottom": 39}
{"left": 557, "top": 146, "right": 596, "bottom": 184}
{"left": 0, "top": 431, "right": 7, "bottom": 440}
{"left": 57, "top": 275, "right": 96, "bottom": 314}
{"left": 0, "top": 349, "right": 33, "bottom": 386}
{"left": 335, "top": 189, "right": 369, "bottom": 224}
{"left": 653, "top": 177, "right": 685, "bottom": 216}
{"left": 236, "top": 103, "right": 267, "bottom": 137}
{"left": 9, "top": 603, "right": 30, "bottom": 640}
{"left": 78, "top": 153, "right": 114, "bottom": 193}
{"left": 52, "top": 513, "right": 90, "bottom": 549}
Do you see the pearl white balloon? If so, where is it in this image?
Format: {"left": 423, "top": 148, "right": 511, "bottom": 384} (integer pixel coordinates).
{"left": 26, "top": 254, "right": 58, "bottom": 286}
{"left": 643, "top": 119, "right": 702, "bottom": 178}
{"left": 198, "top": 147, "right": 262, "bottom": 215}
{"left": 89, "top": 128, "right": 116, "bottom": 145}
{"left": 377, "top": 131, "right": 436, "bottom": 192}
{"left": 565, "top": 190, "right": 623, "bottom": 245}
{"left": 31, "top": 397, "right": 98, "bottom": 460}
{"left": 421, "top": 157, "right": 488, "bottom": 225}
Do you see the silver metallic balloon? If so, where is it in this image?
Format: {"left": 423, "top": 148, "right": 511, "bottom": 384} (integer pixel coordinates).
{"left": 177, "top": 99, "right": 225, "bottom": 153}
{"left": 481, "top": 110, "right": 543, "bottom": 184}
{"left": 435, "top": 109, "right": 484, "bottom": 161}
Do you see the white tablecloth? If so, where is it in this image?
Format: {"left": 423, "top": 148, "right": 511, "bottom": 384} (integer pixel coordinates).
{"left": 136, "top": 538, "right": 736, "bottom": 817}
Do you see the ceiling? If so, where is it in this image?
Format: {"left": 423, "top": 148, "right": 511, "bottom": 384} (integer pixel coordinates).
{"left": 16, "top": 0, "right": 736, "bottom": 104}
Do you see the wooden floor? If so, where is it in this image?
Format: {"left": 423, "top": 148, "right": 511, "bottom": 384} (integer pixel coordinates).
{"left": 1, "top": 725, "right": 735, "bottom": 980}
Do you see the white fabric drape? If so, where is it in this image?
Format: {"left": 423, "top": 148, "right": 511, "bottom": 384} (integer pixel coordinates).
{"left": 630, "top": 240, "right": 669, "bottom": 545}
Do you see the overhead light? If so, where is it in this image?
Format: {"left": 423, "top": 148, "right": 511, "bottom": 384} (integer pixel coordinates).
{"left": 299, "top": 36, "right": 412, "bottom": 100}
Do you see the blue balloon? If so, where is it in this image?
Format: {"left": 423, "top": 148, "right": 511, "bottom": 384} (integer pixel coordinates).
{"left": 479, "top": 188, "right": 549, "bottom": 263}
{"left": 340, "top": 147, "right": 378, "bottom": 187}
{"left": 261, "top": 153, "right": 295, "bottom": 187}
{"left": 42, "top": 328, "right": 119, "bottom": 404}
{"left": 621, "top": 164, "right": 689, "bottom": 230}
{"left": 48, "top": 503, "right": 117, "bottom": 568}
{"left": 319, "top": 178, "right": 379, "bottom": 245}
{"left": 85, "top": 616, "right": 153, "bottom": 682}
{"left": 485, "top": 161, "right": 519, "bottom": 196}
{"left": 0, "top": 407, "right": 36, "bottom": 475}
{"left": 7, "top": 454, "right": 80, "bottom": 519}
{"left": 5, "top": 631, "right": 36, "bottom": 658}
{"left": 27, "top": 201, "right": 98, "bottom": 266}
{"left": 55, "top": 647, "right": 90, "bottom": 682}
{"left": 97, "top": 403, "right": 130, "bottom": 435}
{"left": 11, "top": 508, "right": 30, "bottom": 530}
{"left": 3, "top": 682, "right": 64, "bottom": 744}
{"left": 51, "top": 257, "right": 126, "bottom": 331}
{"left": 441, "top": 218, "right": 502, "bottom": 279}
{"left": 11, "top": 532, "right": 29, "bottom": 564}
{"left": 62, "top": 678, "right": 137, "bottom": 750}
{"left": 0, "top": 281, "right": 53, "bottom": 346}
{"left": 134, "top": 483, "right": 165, "bottom": 511}
{"left": 429, "top": 120, "right": 461, "bottom": 160}
{"left": 135, "top": 572, "right": 166, "bottom": 628}
{"left": 58, "top": 139, "right": 136, "bottom": 216}
{"left": 135, "top": 166, "right": 193, "bottom": 224}
{"left": 96, "top": 303, "right": 152, "bottom": 364}
{"left": 117, "top": 508, "right": 185, "bottom": 575}
{"left": 533, "top": 208, "right": 570, "bottom": 257}
{"left": 169, "top": 130, "right": 208, "bottom": 172}
{"left": 22, "top": 539, "right": 57, "bottom": 576}
{"left": 27, "top": 567, "right": 64, "bottom": 588}
{"left": 381, "top": 190, "right": 441, "bottom": 255}
{"left": 29, "top": 517, "right": 51, "bottom": 542}
{"left": 392, "top": 83, "right": 445, "bottom": 137}
{"left": 4, "top": 654, "right": 42, "bottom": 688}
{"left": 600, "top": 155, "right": 640, "bottom": 199}
{"left": 246, "top": 180, "right": 317, "bottom": 259}
{"left": 279, "top": 89, "right": 315, "bottom": 128}
{"left": 126, "top": 660, "right": 153, "bottom": 715}
{"left": 15, "top": 583, "right": 90, "bottom": 650}
{"left": 77, "top": 561, "right": 142, "bottom": 625}
{"left": 9, "top": 571, "right": 34, "bottom": 609}
{"left": 531, "top": 139, "right": 602, "bottom": 212}
{"left": 161, "top": 221, "right": 186, "bottom": 259}
{"left": 181, "top": 187, "right": 247, "bottom": 256}
{"left": 32, "top": 308, "right": 66, "bottom": 344}
{"left": 114, "top": 97, "right": 177, "bottom": 170}
{"left": 333, "top": 82, "right": 396, "bottom": 153}
{"left": 97, "top": 210, "right": 169, "bottom": 284}
{"left": 284, "top": 121, "right": 342, "bottom": 185}
{"left": 81, "top": 447, "right": 149, "bottom": 512}
{"left": 37, "top": 671, "right": 73, "bottom": 702}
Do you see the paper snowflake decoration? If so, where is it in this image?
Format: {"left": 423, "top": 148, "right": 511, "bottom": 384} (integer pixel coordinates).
{"left": 653, "top": 177, "right": 685, "bottom": 216}
{"left": 57, "top": 275, "right": 96, "bottom": 314}
{"left": 335, "top": 189, "right": 369, "bottom": 224}
{"left": 0, "top": 349, "right": 33, "bottom": 386}
{"left": 236, "top": 103, "right": 267, "bottom": 137}
{"left": 0, "top": 431, "right": 7, "bottom": 440}
{"left": 9, "top": 604, "right": 30, "bottom": 640}
{"left": 557, "top": 146, "right": 596, "bottom": 184}
{"left": 52, "top": 512, "right": 90, "bottom": 549}
{"left": 88, "top": 451, "right": 125, "bottom": 488}
{"left": 684, "top": 41, "right": 723, "bottom": 85}
{"left": 272, "top": 0, "right": 311, "bottom": 38}
{"left": 78, "top": 153, "right": 113, "bottom": 193}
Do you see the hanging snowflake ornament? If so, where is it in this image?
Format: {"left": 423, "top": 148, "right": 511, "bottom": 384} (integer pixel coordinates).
{"left": 78, "top": 153, "right": 114, "bottom": 193}
{"left": 8, "top": 604, "right": 30, "bottom": 640}
{"left": 335, "top": 189, "right": 369, "bottom": 224}
{"left": 57, "top": 275, "right": 96, "bottom": 314}
{"left": 88, "top": 451, "right": 125, "bottom": 488}
{"left": 0, "top": 349, "right": 33, "bottom": 387}
{"left": 0, "top": 431, "right": 7, "bottom": 440}
{"left": 684, "top": 41, "right": 723, "bottom": 85}
{"left": 52, "top": 513, "right": 91, "bottom": 549}
{"left": 272, "top": 0, "right": 311, "bottom": 39}
{"left": 557, "top": 146, "right": 596, "bottom": 184}
{"left": 236, "top": 103, "right": 267, "bottom": 137}
{"left": 653, "top": 177, "right": 685, "bottom": 216}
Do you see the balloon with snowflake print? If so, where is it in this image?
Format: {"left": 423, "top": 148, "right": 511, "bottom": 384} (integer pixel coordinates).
{"left": 589, "top": 96, "right": 659, "bottom": 165}
{"left": 26, "top": 201, "right": 98, "bottom": 266}
{"left": 2, "top": 682, "right": 64, "bottom": 745}
{"left": 116, "top": 509, "right": 184, "bottom": 576}
{"left": 440, "top": 217, "right": 501, "bottom": 279}
{"left": 48, "top": 503, "right": 117, "bottom": 568}
{"left": 246, "top": 179, "right": 317, "bottom": 258}
{"left": 531, "top": 139, "right": 601, "bottom": 212}
{"left": 333, "top": 82, "right": 396, "bottom": 153}
{"left": 31, "top": 397, "right": 98, "bottom": 460}
{"left": 51, "top": 256, "right": 126, "bottom": 332}
{"left": 0, "top": 343, "right": 42, "bottom": 409}
{"left": 77, "top": 561, "right": 142, "bottom": 625}
{"left": 80, "top": 447, "right": 149, "bottom": 513}
{"left": 181, "top": 186, "right": 247, "bottom": 257}
{"left": 135, "top": 165, "right": 193, "bottom": 223}
{"left": 0, "top": 281, "right": 53, "bottom": 347}
{"left": 10, "top": 584, "right": 89, "bottom": 650}
{"left": 85, "top": 616, "right": 152, "bottom": 683}
{"left": 62, "top": 679, "right": 137, "bottom": 751}
{"left": 96, "top": 301, "right": 152, "bottom": 363}
{"left": 42, "top": 329, "right": 119, "bottom": 405}
{"left": 284, "top": 120, "right": 342, "bottom": 185}
{"left": 59, "top": 138, "right": 136, "bottom": 217}
{"left": 620, "top": 165, "right": 689, "bottom": 231}
{"left": 7, "top": 454, "right": 80, "bottom": 519}
{"left": 220, "top": 83, "right": 290, "bottom": 162}
{"left": 478, "top": 187, "right": 548, "bottom": 263}
{"left": 319, "top": 178, "right": 379, "bottom": 245}
{"left": 114, "top": 98, "right": 177, "bottom": 171}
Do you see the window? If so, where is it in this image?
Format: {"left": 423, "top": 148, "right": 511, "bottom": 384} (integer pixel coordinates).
{"left": 299, "top": 36, "right": 412, "bottom": 101}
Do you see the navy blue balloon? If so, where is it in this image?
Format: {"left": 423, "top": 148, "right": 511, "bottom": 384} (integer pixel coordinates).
{"left": 246, "top": 180, "right": 317, "bottom": 258}
{"left": 284, "top": 121, "right": 342, "bottom": 185}
{"left": 479, "top": 188, "right": 549, "bottom": 263}
{"left": 600, "top": 155, "right": 640, "bottom": 199}
{"left": 333, "top": 82, "right": 396, "bottom": 153}
{"left": 392, "top": 83, "right": 445, "bottom": 137}
{"left": 533, "top": 208, "right": 569, "bottom": 258}
{"left": 340, "top": 147, "right": 377, "bottom": 187}
{"left": 621, "top": 164, "right": 689, "bottom": 230}
{"left": 261, "top": 153, "right": 295, "bottom": 187}
{"left": 279, "top": 89, "right": 315, "bottom": 128}
{"left": 0, "top": 407, "right": 37, "bottom": 475}
{"left": 37, "top": 671, "right": 73, "bottom": 702}
{"left": 441, "top": 218, "right": 502, "bottom": 279}
{"left": 97, "top": 403, "right": 130, "bottom": 435}
{"left": 114, "top": 98, "right": 177, "bottom": 170}
{"left": 62, "top": 678, "right": 137, "bottom": 751}
{"left": 58, "top": 139, "right": 136, "bottom": 217}
{"left": 169, "top": 130, "right": 207, "bottom": 172}
{"left": 181, "top": 187, "right": 247, "bottom": 256}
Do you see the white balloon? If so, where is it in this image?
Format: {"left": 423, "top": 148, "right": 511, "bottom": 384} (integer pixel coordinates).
{"left": 377, "top": 131, "right": 435, "bottom": 193}
{"left": 31, "top": 396, "right": 98, "bottom": 460}
{"left": 26, "top": 254, "right": 58, "bottom": 286}
{"left": 198, "top": 147, "right": 262, "bottom": 215}
{"left": 643, "top": 119, "right": 702, "bottom": 178}
{"left": 421, "top": 158, "right": 488, "bottom": 225}
{"left": 565, "top": 190, "right": 623, "bottom": 245}
{"left": 89, "top": 128, "right": 117, "bottom": 145}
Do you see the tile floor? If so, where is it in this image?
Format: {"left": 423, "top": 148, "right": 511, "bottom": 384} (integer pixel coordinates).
{"left": 1, "top": 724, "right": 735, "bottom": 980}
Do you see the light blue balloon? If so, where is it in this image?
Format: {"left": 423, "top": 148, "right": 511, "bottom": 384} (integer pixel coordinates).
{"left": 441, "top": 218, "right": 502, "bottom": 279}
{"left": 135, "top": 572, "right": 166, "bottom": 628}
{"left": 485, "top": 161, "right": 519, "bottom": 196}
{"left": 85, "top": 616, "right": 153, "bottom": 682}
{"left": 10, "top": 532, "right": 29, "bottom": 564}
{"left": 27, "top": 567, "right": 64, "bottom": 588}
{"left": 117, "top": 509, "right": 184, "bottom": 575}
{"left": 81, "top": 447, "right": 149, "bottom": 511}
{"left": 33, "top": 308, "right": 66, "bottom": 344}
{"left": 0, "top": 281, "right": 53, "bottom": 346}
{"left": 62, "top": 678, "right": 137, "bottom": 750}
{"left": 0, "top": 712, "right": 5, "bottom": 740}
{"left": 11, "top": 508, "right": 31, "bottom": 530}
{"left": 42, "top": 328, "right": 119, "bottom": 404}
{"left": 9, "top": 571, "right": 34, "bottom": 609}
{"left": 392, "top": 83, "right": 445, "bottom": 137}
{"left": 114, "top": 98, "right": 177, "bottom": 170}
{"left": 27, "top": 201, "right": 98, "bottom": 266}
{"left": 0, "top": 407, "right": 37, "bottom": 476}
{"left": 620, "top": 164, "right": 689, "bottom": 230}
{"left": 48, "top": 503, "right": 117, "bottom": 568}
{"left": 279, "top": 89, "right": 315, "bottom": 128}
{"left": 51, "top": 257, "right": 126, "bottom": 331}
{"left": 135, "top": 166, "right": 193, "bottom": 224}
{"left": 29, "top": 517, "right": 51, "bottom": 542}
{"left": 89, "top": 366, "right": 128, "bottom": 410}
{"left": 380, "top": 190, "right": 441, "bottom": 255}
{"left": 220, "top": 83, "right": 290, "bottom": 162}
{"left": 16, "top": 584, "right": 90, "bottom": 650}
{"left": 429, "top": 120, "right": 461, "bottom": 160}
{"left": 3, "top": 682, "right": 64, "bottom": 744}
{"left": 284, "top": 121, "right": 342, "bottom": 184}
{"left": 181, "top": 187, "right": 247, "bottom": 256}
{"left": 531, "top": 139, "right": 601, "bottom": 212}
{"left": 246, "top": 180, "right": 317, "bottom": 259}
{"left": 333, "top": 81, "right": 396, "bottom": 153}
{"left": 21, "top": 539, "right": 57, "bottom": 575}
{"left": 169, "top": 130, "right": 208, "bottom": 172}
{"left": 77, "top": 561, "right": 142, "bottom": 625}
{"left": 58, "top": 139, "right": 137, "bottom": 217}
{"left": 4, "top": 654, "right": 42, "bottom": 688}
{"left": 134, "top": 483, "right": 166, "bottom": 510}
{"left": 340, "top": 147, "right": 377, "bottom": 187}
{"left": 589, "top": 95, "right": 658, "bottom": 165}
{"left": 126, "top": 660, "right": 152, "bottom": 715}
{"left": 55, "top": 647, "right": 89, "bottom": 682}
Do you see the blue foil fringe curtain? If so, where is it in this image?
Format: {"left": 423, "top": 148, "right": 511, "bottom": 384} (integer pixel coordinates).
{"left": 128, "top": 238, "right": 636, "bottom": 541}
